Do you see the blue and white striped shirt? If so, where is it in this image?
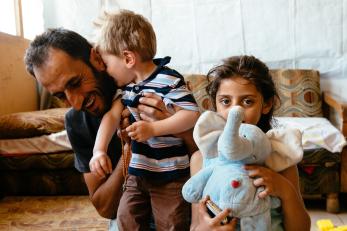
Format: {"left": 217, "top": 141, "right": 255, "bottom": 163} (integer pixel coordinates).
{"left": 122, "top": 56, "right": 199, "bottom": 182}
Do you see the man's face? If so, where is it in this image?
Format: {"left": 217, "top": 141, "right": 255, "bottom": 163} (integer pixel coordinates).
{"left": 33, "top": 48, "right": 113, "bottom": 117}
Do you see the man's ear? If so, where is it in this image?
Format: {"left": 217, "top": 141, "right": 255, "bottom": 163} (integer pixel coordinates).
{"left": 89, "top": 48, "right": 105, "bottom": 71}
{"left": 122, "top": 50, "right": 136, "bottom": 68}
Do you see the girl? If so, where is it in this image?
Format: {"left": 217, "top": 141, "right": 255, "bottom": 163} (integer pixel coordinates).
{"left": 190, "top": 55, "right": 311, "bottom": 231}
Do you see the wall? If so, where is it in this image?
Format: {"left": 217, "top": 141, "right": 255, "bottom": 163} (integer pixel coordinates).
{"left": 0, "top": 32, "right": 38, "bottom": 115}
{"left": 43, "top": 0, "right": 347, "bottom": 100}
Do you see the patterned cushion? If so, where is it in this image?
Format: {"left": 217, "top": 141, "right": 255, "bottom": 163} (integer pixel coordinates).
{"left": 0, "top": 108, "right": 69, "bottom": 139}
{"left": 184, "top": 70, "right": 323, "bottom": 118}
{"left": 184, "top": 74, "right": 212, "bottom": 112}
{"left": 270, "top": 69, "right": 322, "bottom": 117}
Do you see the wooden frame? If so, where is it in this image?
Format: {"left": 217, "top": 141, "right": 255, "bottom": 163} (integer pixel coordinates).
{"left": 14, "top": 0, "right": 23, "bottom": 37}
{"left": 323, "top": 92, "right": 347, "bottom": 193}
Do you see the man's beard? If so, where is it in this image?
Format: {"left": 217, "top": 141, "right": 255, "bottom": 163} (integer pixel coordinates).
{"left": 90, "top": 67, "right": 117, "bottom": 117}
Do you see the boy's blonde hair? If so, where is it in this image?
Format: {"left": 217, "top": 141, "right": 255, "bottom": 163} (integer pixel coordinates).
{"left": 96, "top": 10, "right": 156, "bottom": 61}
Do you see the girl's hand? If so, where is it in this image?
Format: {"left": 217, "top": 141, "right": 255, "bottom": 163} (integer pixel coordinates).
{"left": 126, "top": 120, "right": 154, "bottom": 142}
{"left": 196, "top": 196, "right": 238, "bottom": 231}
{"left": 244, "top": 165, "right": 290, "bottom": 199}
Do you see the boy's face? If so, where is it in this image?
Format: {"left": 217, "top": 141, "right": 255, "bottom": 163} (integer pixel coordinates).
{"left": 99, "top": 51, "right": 133, "bottom": 87}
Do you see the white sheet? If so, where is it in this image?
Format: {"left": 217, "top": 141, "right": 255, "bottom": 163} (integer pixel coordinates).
{"left": 274, "top": 117, "right": 346, "bottom": 153}
{"left": 0, "top": 130, "right": 72, "bottom": 155}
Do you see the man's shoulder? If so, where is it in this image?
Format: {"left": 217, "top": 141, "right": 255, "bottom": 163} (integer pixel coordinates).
{"left": 65, "top": 108, "right": 100, "bottom": 131}
{"left": 65, "top": 108, "right": 84, "bottom": 125}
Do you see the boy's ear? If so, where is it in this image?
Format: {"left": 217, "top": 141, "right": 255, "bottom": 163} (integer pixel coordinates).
{"left": 89, "top": 48, "right": 106, "bottom": 71}
{"left": 122, "top": 50, "right": 136, "bottom": 68}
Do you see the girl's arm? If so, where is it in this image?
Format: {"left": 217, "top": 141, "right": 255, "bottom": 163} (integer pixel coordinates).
{"left": 91, "top": 98, "right": 123, "bottom": 177}
{"left": 190, "top": 151, "right": 237, "bottom": 231}
{"left": 245, "top": 165, "right": 311, "bottom": 231}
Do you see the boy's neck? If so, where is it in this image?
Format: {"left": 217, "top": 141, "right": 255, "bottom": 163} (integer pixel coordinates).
{"left": 132, "top": 60, "right": 157, "bottom": 84}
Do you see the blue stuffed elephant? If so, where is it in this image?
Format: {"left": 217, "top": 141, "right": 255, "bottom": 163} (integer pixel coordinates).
{"left": 182, "top": 106, "right": 275, "bottom": 230}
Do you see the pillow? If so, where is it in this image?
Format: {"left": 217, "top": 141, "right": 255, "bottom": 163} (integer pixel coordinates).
{"left": 184, "top": 74, "right": 212, "bottom": 112}
{"left": 0, "top": 108, "right": 69, "bottom": 139}
{"left": 270, "top": 69, "right": 323, "bottom": 117}
{"left": 0, "top": 130, "right": 72, "bottom": 156}
{"left": 274, "top": 117, "right": 347, "bottom": 153}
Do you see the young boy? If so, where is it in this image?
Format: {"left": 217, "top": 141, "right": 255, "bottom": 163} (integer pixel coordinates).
{"left": 90, "top": 10, "right": 200, "bottom": 230}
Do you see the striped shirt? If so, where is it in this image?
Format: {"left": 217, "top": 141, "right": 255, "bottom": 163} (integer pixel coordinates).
{"left": 122, "top": 56, "right": 199, "bottom": 182}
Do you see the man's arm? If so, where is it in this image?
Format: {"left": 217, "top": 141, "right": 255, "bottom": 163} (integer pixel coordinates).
{"left": 84, "top": 143, "right": 128, "bottom": 219}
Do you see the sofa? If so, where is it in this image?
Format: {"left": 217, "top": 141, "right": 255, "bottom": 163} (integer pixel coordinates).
{"left": 0, "top": 106, "right": 88, "bottom": 196}
{"left": 1, "top": 69, "right": 346, "bottom": 213}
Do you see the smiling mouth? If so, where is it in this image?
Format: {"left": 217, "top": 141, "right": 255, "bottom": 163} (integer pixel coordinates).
{"left": 83, "top": 94, "right": 96, "bottom": 113}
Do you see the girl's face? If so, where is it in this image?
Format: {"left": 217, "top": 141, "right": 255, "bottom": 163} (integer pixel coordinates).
{"left": 215, "top": 76, "right": 272, "bottom": 125}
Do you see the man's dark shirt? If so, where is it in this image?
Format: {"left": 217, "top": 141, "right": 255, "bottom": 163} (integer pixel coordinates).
{"left": 65, "top": 109, "right": 122, "bottom": 172}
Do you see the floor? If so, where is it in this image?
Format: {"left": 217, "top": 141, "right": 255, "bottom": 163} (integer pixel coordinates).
{"left": 0, "top": 195, "right": 346, "bottom": 230}
{"left": 306, "top": 195, "right": 347, "bottom": 231}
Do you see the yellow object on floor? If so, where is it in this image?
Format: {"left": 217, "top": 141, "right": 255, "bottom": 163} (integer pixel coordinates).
{"left": 330, "top": 226, "right": 347, "bottom": 231}
{"left": 317, "top": 219, "right": 347, "bottom": 231}
{"left": 317, "top": 219, "right": 335, "bottom": 231}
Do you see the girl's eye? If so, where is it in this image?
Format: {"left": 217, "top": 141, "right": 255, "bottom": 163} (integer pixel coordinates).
{"left": 220, "top": 98, "right": 230, "bottom": 106}
{"left": 242, "top": 98, "right": 253, "bottom": 106}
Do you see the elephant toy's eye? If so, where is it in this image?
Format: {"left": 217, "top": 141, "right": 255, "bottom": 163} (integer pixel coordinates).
{"left": 231, "top": 180, "right": 241, "bottom": 188}
{"left": 243, "top": 135, "right": 246, "bottom": 138}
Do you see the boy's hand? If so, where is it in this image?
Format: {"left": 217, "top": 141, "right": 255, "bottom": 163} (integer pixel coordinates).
{"left": 126, "top": 121, "right": 154, "bottom": 142}
{"left": 89, "top": 151, "right": 113, "bottom": 178}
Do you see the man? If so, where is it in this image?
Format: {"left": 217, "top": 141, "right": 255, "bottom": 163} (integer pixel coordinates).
{"left": 24, "top": 28, "right": 196, "bottom": 221}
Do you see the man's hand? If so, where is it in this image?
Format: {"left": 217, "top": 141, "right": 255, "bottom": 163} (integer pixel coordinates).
{"left": 89, "top": 150, "right": 113, "bottom": 179}
{"left": 137, "top": 92, "right": 172, "bottom": 121}
{"left": 119, "top": 92, "right": 170, "bottom": 140}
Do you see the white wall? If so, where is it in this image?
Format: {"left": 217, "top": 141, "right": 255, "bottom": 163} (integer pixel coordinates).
{"left": 43, "top": 0, "right": 347, "bottom": 100}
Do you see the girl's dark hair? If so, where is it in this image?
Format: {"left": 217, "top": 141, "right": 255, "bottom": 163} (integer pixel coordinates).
{"left": 206, "top": 55, "right": 278, "bottom": 132}
{"left": 24, "top": 28, "right": 93, "bottom": 76}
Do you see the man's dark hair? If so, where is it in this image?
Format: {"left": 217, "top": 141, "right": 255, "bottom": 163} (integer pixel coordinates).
{"left": 24, "top": 28, "right": 92, "bottom": 76}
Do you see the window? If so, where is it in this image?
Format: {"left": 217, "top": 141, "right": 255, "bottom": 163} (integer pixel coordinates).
{"left": 0, "top": 0, "right": 16, "bottom": 36}
{"left": 0, "top": 0, "right": 43, "bottom": 39}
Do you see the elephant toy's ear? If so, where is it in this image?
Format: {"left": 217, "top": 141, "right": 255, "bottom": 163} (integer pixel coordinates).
{"left": 265, "top": 128, "right": 303, "bottom": 172}
{"left": 193, "top": 111, "right": 225, "bottom": 158}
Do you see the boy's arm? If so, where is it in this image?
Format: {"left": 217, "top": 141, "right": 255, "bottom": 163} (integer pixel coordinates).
{"left": 91, "top": 98, "right": 123, "bottom": 177}
{"left": 93, "top": 98, "right": 123, "bottom": 153}
{"left": 152, "top": 109, "right": 200, "bottom": 136}
{"left": 126, "top": 109, "right": 200, "bottom": 142}
{"left": 136, "top": 92, "right": 198, "bottom": 153}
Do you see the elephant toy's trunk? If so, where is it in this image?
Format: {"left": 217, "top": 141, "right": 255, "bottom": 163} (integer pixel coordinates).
{"left": 218, "top": 106, "right": 253, "bottom": 160}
